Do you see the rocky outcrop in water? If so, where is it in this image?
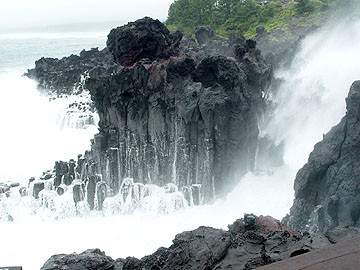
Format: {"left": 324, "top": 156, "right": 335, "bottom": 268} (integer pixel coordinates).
{"left": 25, "top": 17, "right": 271, "bottom": 209}
{"left": 283, "top": 81, "right": 360, "bottom": 233}
{"left": 0, "top": 182, "right": 20, "bottom": 198}
{"left": 40, "top": 214, "right": 360, "bottom": 270}
{"left": 25, "top": 47, "right": 114, "bottom": 95}
{"left": 84, "top": 17, "right": 271, "bottom": 203}
{"left": 41, "top": 249, "right": 114, "bottom": 270}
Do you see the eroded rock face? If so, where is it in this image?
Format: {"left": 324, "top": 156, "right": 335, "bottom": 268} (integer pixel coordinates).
{"left": 26, "top": 17, "right": 271, "bottom": 206}
{"left": 42, "top": 215, "right": 358, "bottom": 270}
{"left": 85, "top": 18, "right": 271, "bottom": 202}
{"left": 25, "top": 48, "right": 114, "bottom": 95}
{"left": 283, "top": 81, "right": 360, "bottom": 233}
{"left": 107, "top": 17, "right": 182, "bottom": 66}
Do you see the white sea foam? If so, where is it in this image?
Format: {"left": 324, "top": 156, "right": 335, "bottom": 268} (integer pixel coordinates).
{"left": 0, "top": 72, "right": 98, "bottom": 182}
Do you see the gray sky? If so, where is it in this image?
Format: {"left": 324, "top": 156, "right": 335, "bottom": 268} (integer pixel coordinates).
{"left": 0, "top": 0, "right": 174, "bottom": 32}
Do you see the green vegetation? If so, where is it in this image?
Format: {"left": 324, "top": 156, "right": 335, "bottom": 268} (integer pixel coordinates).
{"left": 165, "top": 0, "right": 340, "bottom": 38}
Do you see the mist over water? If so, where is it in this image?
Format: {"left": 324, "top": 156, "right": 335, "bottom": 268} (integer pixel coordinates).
{"left": 1, "top": 17, "right": 360, "bottom": 269}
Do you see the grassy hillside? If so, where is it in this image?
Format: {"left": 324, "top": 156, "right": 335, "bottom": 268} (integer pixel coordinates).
{"left": 165, "top": 0, "right": 349, "bottom": 39}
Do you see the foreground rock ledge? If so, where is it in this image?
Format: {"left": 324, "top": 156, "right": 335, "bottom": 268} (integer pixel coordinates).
{"left": 40, "top": 215, "right": 360, "bottom": 270}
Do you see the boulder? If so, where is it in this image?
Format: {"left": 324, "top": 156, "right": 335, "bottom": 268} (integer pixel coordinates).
{"left": 73, "top": 182, "right": 85, "bottom": 205}
{"left": 41, "top": 249, "right": 114, "bottom": 270}
{"left": 32, "top": 182, "right": 45, "bottom": 199}
{"left": 107, "top": 17, "right": 182, "bottom": 66}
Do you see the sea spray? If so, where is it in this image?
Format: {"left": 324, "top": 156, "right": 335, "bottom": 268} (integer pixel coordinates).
{"left": 0, "top": 72, "right": 98, "bottom": 182}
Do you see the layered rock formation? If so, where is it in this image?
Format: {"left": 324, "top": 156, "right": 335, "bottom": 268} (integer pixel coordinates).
{"left": 283, "top": 81, "right": 360, "bottom": 233}
{"left": 40, "top": 214, "right": 360, "bottom": 270}
{"left": 83, "top": 17, "right": 271, "bottom": 204}
{"left": 24, "top": 17, "right": 271, "bottom": 211}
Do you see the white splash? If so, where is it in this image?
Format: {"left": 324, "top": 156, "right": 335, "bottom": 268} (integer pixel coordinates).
{"left": 0, "top": 71, "right": 98, "bottom": 182}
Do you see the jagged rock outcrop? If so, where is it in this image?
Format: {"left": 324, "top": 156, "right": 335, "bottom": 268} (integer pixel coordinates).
{"left": 84, "top": 17, "right": 271, "bottom": 203}
{"left": 40, "top": 215, "right": 360, "bottom": 270}
{"left": 107, "top": 17, "right": 182, "bottom": 66}
{"left": 25, "top": 47, "right": 114, "bottom": 95}
{"left": 41, "top": 249, "right": 114, "bottom": 270}
{"left": 0, "top": 182, "right": 20, "bottom": 197}
{"left": 283, "top": 81, "right": 360, "bottom": 233}
{"left": 25, "top": 17, "right": 271, "bottom": 208}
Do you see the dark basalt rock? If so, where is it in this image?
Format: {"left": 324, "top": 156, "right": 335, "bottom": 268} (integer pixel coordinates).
{"left": 107, "top": 17, "right": 182, "bottom": 66}
{"left": 41, "top": 249, "right": 115, "bottom": 270}
{"left": 284, "top": 81, "right": 360, "bottom": 233}
{"left": 54, "top": 161, "right": 69, "bottom": 188}
{"left": 57, "top": 186, "right": 66, "bottom": 196}
{"left": 0, "top": 182, "right": 20, "bottom": 195}
{"left": 73, "top": 182, "right": 85, "bottom": 205}
{"left": 19, "top": 187, "right": 27, "bottom": 196}
{"left": 32, "top": 181, "right": 45, "bottom": 199}
{"left": 27, "top": 17, "right": 271, "bottom": 206}
{"left": 82, "top": 18, "right": 271, "bottom": 203}
{"left": 0, "top": 184, "right": 10, "bottom": 194}
{"left": 195, "top": 25, "right": 214, "bottom": 45}
{"left": 42, "top": 215, "right": 359, "bottom": 270}
{"left": 25, "top": 47, "right": 114, "bottom": 95}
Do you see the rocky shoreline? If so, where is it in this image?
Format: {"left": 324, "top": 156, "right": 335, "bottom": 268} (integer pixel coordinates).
{"left": 40, "top": 214, "right": 360, "bottom": 270}
{"left": 16, "top": 16, "right": 360, "bottom": 269}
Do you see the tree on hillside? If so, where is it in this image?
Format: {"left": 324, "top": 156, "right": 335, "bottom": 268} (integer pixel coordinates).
{"left": 167, "top": 0, "right": 216, "bottom": 28}
{"left": 213, "top": 0, "right": 239, "bottom": 25}
{"left": 224, "top": 0, "right": 259, "bottom": 31}
{"left": 295, "top": 0, "right": 315, "bottom": 14}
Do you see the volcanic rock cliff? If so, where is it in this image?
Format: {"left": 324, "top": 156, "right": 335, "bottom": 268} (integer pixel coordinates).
{"left": 24, "top": 17, "right": 271, "bottom": 210}
{"left": 283, "top": 81, "right": 360, "bottom": 233}
{"left": 82, "top": 17, "right": 271, "bottom": 204}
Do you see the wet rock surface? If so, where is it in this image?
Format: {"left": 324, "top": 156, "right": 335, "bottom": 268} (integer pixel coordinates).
{"left": 41, "top": 249, "right": 115, "bottom": 270}
{"left": 284, "top": 81, "right": 360, "bottom": 233}
{"left": 40, "top": 215, "right": 360, "bottom": 270}
{"left": 25, "top": 47, "right": 114, "bottom": 95}
{"left": 85, "top": 17, "right": 271, "bottom": 203}
{"left": 107, "top": 17, "right": 182, "bottom": 66}
{"left": 25, "top": 17, "right": 273, "bottom": 205}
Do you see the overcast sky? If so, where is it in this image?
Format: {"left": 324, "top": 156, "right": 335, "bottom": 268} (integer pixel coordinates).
{"left": 0, "top": 0, "right": 174, "bottom": 32}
